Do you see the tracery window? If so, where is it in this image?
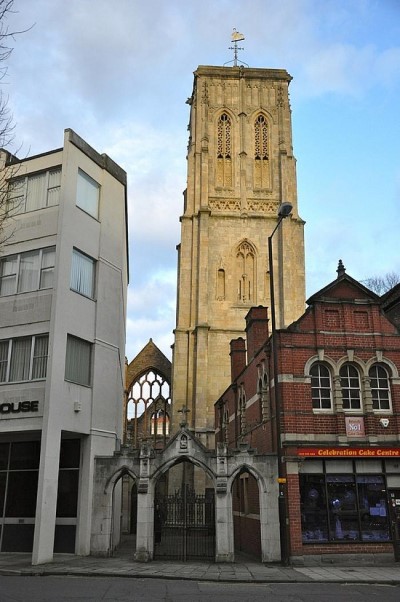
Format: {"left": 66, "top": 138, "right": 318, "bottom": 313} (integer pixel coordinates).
{"left": 236, "top": 241, "right": 256, "bottom": 303}
{"left": 369, "top": 364, "right": 391, "bottom": 411}
{"left": 340, "top": 364, "right": 362, "bottom": 411}
{"left": 254, "top": 114, "right": 269, "bottom": 188}
{"left": 216, "top": 113, "right": 232, "bottom": 188}
{"left": 127, "top": 370, "right": 171, "bottom": 447}
{"left": 310, "top": 363, "right": 333, "bottom": 410}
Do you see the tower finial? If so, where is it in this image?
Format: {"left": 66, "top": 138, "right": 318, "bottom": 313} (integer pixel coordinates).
{"left": 224, "top": 29, "right": 249, "bottom": 68}
{"left": 337, "top": 259, "right": 346, "bottom": 278}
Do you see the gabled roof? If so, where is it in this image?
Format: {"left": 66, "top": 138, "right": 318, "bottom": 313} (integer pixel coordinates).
{"left": 380, "top": 282, "right": 400, "bottom": 311}
{"left": 126, "top": 339, "right": 171, "bottom": 388}
{"left": 306, "top": 260, "right": 379, "bottom": 306}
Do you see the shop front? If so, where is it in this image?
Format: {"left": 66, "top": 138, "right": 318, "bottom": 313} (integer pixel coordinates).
{"left": 288, "top": 447, "right": 400, "bottom": 562}
{"left": 0, "top": 436, "right": 81, "bottom": 553}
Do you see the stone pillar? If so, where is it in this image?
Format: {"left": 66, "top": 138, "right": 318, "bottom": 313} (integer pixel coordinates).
{"left": 134, "top": 487, "right": 154, "bottom": 562}
{"left": 135, "top": 442, "right": 154, "bottom": 561}
{"left": 32, "top": 427, "right": 61, "bottom": 565}
{"left": 215, "top": 488, "right": 234, "bottom": 562}
{"left": 215, "top": 443, "right": 234, "bottom": 562}
{"left": 259, "top": 459, "right": 281, "bottom": 563}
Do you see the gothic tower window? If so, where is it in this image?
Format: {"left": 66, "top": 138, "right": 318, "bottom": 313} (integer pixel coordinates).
{"left": 236, "top": 241, "right": 256, "bottom": 304}
{"left": 216, "top": 112, "right": 232, "bottom": 188}
{"left": 254, "top": 114, "right": 269, "bottom": 189}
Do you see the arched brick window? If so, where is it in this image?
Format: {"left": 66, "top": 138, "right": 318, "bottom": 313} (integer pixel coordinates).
{"left": 369, "top": 364, "right": 391, "bottom": 411}
{"left": 310, "top": 363, "right": 332, "bottom": 410}
{"left": 340, "top": 364, "right": 361, "bottom": 410}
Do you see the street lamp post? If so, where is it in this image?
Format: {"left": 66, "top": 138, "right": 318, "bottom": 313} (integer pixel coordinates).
{"left": 268, "top": 201, "right": 292, "bottom": 565}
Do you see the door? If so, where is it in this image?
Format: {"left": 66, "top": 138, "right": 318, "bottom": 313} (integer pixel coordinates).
{"left": 388, "top": 488, "right": 400, "bottom": 561}
{"left": 154, "top": 485, "right": 215, "bottom": 561}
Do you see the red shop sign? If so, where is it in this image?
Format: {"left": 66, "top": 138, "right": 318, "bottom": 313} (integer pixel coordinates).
{"left": 297, "top": 447, "right": 400, "bottom": 458}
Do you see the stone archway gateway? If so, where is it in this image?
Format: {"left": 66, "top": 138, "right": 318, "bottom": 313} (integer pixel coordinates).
{"left": 154, "top": 460, "right": 215, "bottom": 561}
{"left": 91, "top": 429, "right": 280, "bottom": 563}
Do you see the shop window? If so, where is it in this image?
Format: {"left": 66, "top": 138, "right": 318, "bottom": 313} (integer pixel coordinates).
{"left": 76, "top": 169, "right": 100, "bottom": 219}
{"left": 310, "top": 363, "right": 332, "bottom": 410}
{"left": 0, "top": 335, "right": 49, "bottom": 383}
{"left": 0, "top": 441, "right": 41, "bottom": 553}
{"left": 300, "top": 473, "right": 390, "bottom": 544}
{"left": 340, "top": 363, "right": 362, "bottom": 410}
{"left": 7, "top": 168, "right": 61, "bottom": 214}
{"left": 301, "top": 475, "right": 329, "bottom": 542}
{"left": 0, "top": 247, "right": 55, "bottom": 296}
{"left": 65, "top": 335, "right": 92, "bottom": 386}
{"left": 70, "top": 248, "right": 96, "bottom": 299}
{"left": 369, "top": 364, "right": 391, "bottom": 411}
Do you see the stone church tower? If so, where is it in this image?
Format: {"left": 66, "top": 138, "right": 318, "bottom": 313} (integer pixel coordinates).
{"left": 172, "top": 65, "right": 305, "bottom": 445}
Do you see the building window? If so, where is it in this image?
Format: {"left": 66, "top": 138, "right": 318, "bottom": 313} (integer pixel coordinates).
{"left": 369, "top": 364, "right": 391, "bottom": 411}
{"left": 0, "top": 335, "right": 49, "bottom": 383}
{"left": 127, "top": 369, "right": 171, "bottom": 448}
{"left": 236, "top": 240, "right": 256, "bottom": 303}
{"left": 8, "top": 168, "right": 61, "bottom": 214}
{"left": 340, "top": 363, "right": 362, "bottom": 410}
{"left": 70, "top": 249, "right": 95, "bottom": 298}
{"left": 300, "top": 473, "right": 390, "bottom": 544}
{"left": 65, "top": 335, "right": 92, "bottom": 386}
{"left": 254, "top": 114, "right": 269, "bottom": 188}
{"left": 150, "top": 409, "right": 170, "bottom": 436}
{"left": 310, "top": 363, "right": 332, "bottom": 410}
{"left": 0, "top": 247, "right": 55, "bottom": 296}
{"left": 216, "top": 112, "right": 232, "bottom": 188}
{"left": 76, "top": 169, "right": 100, "bottom": 219}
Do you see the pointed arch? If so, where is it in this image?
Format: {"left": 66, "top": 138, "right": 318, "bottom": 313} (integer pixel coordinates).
{"left": 236, "top": 239, "right": 257, "bottom": 304}
{"left": 216, "top": 111, "right": 233, "bottom": 188}
{"left": 254, "top": 113, "right": 270, "bottom": 189}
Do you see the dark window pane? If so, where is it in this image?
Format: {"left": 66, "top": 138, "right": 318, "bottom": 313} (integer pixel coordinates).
{"left": 9, "top": 441, "right": 40, "bottom": 470}
{"left": 5, "top": 471, "right": 38, "bottom": 517}
{"left": 2, "top": 524, "right": 34, "bottom": 552}
{"left": 54, "top": 525, "right": 76, "bottom": 553}
{"left": 59, "top": 439, "right": 80, "bottom": 469}
{"left": 0, "top": 472, "right": 6, "bottom": 516}
{"left": 0, "top": 442, "right": 9, "bottom": 470}
{"left": 56, "top": 470, "right": 79, "bottom": 517}
{"left": 357, "top": 475, "right": 390, "bottom": 542}
{"left": 327, "top": 476, "right": 359, "bottom": 541}
{"left": 300, "top": 475, "right": 328, "bottom": 542}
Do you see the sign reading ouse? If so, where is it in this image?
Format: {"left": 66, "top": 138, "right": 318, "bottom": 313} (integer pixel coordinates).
{"left": 0, "top": 400, "right": 39, "bottom": 416}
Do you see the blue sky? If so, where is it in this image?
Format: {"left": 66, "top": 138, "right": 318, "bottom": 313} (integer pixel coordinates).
{"left": 5, "top": 0, "right": 400, "bottom": 361}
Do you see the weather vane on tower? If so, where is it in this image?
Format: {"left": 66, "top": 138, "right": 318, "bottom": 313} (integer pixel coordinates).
{"left": 224, "top": 29, "right": 249, "bottom": 67}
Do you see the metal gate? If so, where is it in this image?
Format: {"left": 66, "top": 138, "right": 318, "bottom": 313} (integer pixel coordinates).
{"left": 154, "top": 486, "right": 215, "bottom": 561}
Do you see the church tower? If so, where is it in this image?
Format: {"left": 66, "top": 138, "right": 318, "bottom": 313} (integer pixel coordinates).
{"left": 172, "top": 63, "right": 305, "bottom": 444}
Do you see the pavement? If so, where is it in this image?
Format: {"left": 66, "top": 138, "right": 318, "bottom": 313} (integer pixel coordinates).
{"left": 0, "top": 549, "right": 400, "bottom": 584}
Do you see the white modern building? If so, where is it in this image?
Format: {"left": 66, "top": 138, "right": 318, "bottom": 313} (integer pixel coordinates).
{"left": 0, "top": 129, "right": 128, "bottom": 564}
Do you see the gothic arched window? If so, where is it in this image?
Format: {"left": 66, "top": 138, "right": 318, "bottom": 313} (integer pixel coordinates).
{"left": 216, "top": 113, "right": 232, "bottom": 188}
{"left": 127, "top": 369, "right": 171, "bottom": 446}
{"left": 236, "top": 241, "right": 256, "bottom": 303}
{"left": 254, "top": 114, "right": 269, "bottom": 189}
{"left": 150, "top": 409, "right": 170, "bottom": 435}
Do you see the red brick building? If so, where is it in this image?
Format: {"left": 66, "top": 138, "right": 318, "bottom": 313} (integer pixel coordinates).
{"left": 215, "top": 263, "right": 400, "bottom": 563}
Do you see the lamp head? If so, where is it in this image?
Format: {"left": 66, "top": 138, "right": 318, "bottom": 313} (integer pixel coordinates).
{"left": 278, "top": 202, "right": 293, "bottom": 218}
